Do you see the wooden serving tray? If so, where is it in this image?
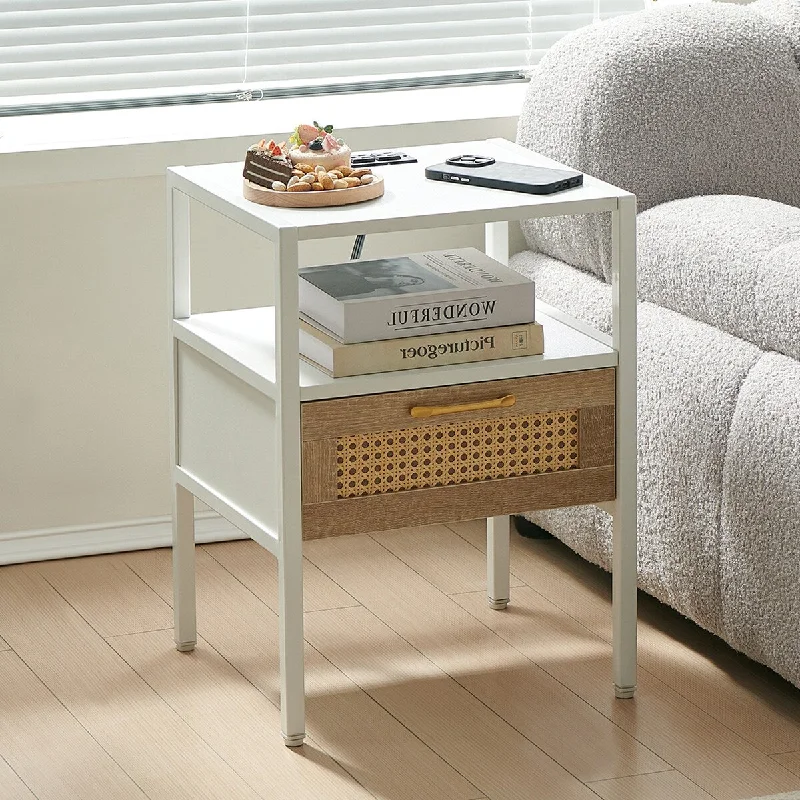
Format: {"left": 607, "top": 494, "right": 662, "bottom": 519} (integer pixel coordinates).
{"left": 243, "top": 175, "right": 384, "bottom": 208}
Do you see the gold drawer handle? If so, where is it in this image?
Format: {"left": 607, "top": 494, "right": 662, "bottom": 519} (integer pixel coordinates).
{"left": 410, "top": 394, "right": 516, "bottom": 419}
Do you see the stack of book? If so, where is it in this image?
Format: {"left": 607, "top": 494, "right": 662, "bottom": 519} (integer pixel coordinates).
{"left": 298, "top": 247, "right": 543, "bottom": 377}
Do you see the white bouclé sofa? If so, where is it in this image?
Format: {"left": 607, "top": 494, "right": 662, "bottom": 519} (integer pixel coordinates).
{"left": 511, "top": 0, "right": 800, "bottom": 686}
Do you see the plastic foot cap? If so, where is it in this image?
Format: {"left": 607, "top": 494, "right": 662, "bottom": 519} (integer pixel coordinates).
{"left": 488, "top": 597, "right": 509, "bottom": 610}
{"left": 614, "top": 684, "right": 636, "bottom": 699}
{"left": 283, "top": 733, "right": 306, "bottom": 748}
{"left": 175, "top": 641, "right": 196, "bottom": 652}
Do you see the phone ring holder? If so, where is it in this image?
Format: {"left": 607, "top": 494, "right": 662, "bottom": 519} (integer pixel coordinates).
{"left": 445, "top": 155, "right": 496, "bottom": 167}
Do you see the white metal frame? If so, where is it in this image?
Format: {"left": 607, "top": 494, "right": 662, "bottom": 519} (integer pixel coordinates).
{"left": 166, "top": 139, "right": 638, "bottom": 746}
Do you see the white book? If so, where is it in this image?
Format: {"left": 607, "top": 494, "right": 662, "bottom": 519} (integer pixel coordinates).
{"left": 298, "top": 247, "right": 535, "bottom": 343}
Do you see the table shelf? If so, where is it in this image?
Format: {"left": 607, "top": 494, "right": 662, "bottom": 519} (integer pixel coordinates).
{"left": 174, "top": 303, "right": 616, "bottom": 403}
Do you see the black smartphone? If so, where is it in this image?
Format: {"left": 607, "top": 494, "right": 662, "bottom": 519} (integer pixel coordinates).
{"left": 425, "top": 156, "right": 583, "bottom": 195}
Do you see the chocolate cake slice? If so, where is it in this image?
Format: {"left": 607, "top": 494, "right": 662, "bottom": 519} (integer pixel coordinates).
{"left": 243, "top": 149, "right": 293, "bottom": 188}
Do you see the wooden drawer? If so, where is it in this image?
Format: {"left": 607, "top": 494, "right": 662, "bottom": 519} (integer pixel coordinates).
{"left": 301, "top": 368, "right": 615, "bottom": 538}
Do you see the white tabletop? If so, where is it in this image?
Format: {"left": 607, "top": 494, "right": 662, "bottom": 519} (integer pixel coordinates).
{"left": 168, "top": 138, "right": 631, "bottom": 242}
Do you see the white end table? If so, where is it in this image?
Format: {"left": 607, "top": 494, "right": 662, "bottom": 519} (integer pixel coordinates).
{"left": 167, "top": 138, "right": 637, "bottom": 747}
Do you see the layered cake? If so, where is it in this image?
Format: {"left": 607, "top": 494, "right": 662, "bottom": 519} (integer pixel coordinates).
{"left": 287, "top": 122, "right": 351, "bottom": 171}
{"left": 242, "top": 139, "right": 293, "bottom": 188}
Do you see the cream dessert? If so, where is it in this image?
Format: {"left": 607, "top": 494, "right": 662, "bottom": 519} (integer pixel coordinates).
{"left": 287, "top": 122, "right": 351, "bottom": 171}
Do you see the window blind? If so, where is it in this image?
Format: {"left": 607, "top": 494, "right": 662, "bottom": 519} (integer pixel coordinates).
{"left": 0, "top": 0, "right": 644, "bottom": 115}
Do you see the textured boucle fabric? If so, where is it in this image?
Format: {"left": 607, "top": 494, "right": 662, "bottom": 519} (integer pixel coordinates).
{"left": 516, "top": 3, "right": 800, "bottom": 281}
{"left": 720, "top": 354, "right": 800, "bottom": 687}
{"left": 512, "top": 248, "right": 800, "bottom": 682}
{"left": 754, "top": 0, "right": 800, "bottom": 66}
{"left": 637, "top": 195, "right": 800, "bottom": 360}
{"left": 524, "top": 302, "right": 762, "bottom": 631}
{"left": 509, "top": 250, "right": 612, "bottom": 334}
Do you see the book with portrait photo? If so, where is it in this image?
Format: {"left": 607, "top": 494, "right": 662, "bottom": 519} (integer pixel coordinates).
{"left": 298, "top": 248, "right": 535, "bottom": 342}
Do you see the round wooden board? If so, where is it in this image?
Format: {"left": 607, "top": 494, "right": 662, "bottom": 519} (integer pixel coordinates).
{"left": 243, "top": 175, "right": 384, "bottom": 208}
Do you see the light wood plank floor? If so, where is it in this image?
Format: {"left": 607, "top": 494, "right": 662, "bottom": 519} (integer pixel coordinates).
{"left": 1, "top": 520, "right": 799, "bottom": 800}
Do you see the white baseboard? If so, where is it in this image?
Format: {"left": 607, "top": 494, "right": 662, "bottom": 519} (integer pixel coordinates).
{"left": 0, "top": 512, "right": 247, "bottom": 565}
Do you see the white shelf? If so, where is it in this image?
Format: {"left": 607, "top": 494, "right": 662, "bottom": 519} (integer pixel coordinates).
{"left": 173, "top": 304, "right": 616, "bottom": 402}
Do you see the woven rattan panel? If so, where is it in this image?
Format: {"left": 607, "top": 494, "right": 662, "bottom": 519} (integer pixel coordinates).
{"left": 335, "top": 410, "right": 579, "bottom": 498}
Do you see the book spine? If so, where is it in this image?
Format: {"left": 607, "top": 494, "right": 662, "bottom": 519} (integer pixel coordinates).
{"left": 342, "top": 284, "right": 535, "bottom": 343}
{"left": 321, "top": 323, "right": 544, "bottom": 377}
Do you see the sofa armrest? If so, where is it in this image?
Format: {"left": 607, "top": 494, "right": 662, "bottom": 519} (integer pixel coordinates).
{"left": 517, "top": 3, "right": 800, "bottom": 281}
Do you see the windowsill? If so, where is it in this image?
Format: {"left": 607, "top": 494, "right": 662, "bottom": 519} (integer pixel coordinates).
{"left": 0, "top": 82, "right": 527, "bottom": 188}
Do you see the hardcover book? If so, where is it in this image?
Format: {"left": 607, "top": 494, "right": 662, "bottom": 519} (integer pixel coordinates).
{"left": 298, "top": 248, "right": 535, "bottom": 343}
{"left": 299, "top": 314, "right": 544, "bottom": 377}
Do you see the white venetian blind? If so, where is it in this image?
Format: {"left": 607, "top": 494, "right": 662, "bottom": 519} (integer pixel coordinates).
{"left": 0, "top": 0, "right": 644, "bottom": 115}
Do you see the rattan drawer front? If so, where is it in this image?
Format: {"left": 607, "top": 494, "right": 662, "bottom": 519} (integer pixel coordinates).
{"left": 335, "top": 409, "right": 580, "bottom": 498}
{"left": 301, "top": 368, "right": 615, "bottom": 538}
{"left": 303, "top": 467, "right": 615, "bottom": 538}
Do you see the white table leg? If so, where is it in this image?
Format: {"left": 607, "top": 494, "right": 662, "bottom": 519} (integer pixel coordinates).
{"left": 172, "top": 483, "right": 197, "bottom": 651}
{"left": 611, "top": 194, "right": 638, "bottom": 698}
{"left": 167, "top": 181, "right": 196, "bottom": 653}
{"left": 275, "top": 231, "right": 306, "bottom": 747}
{"left": 483, "top": 224, "right": 512, "bottom": 610}
{"left": 485, "top": 220, "right": 510, "bottom": 265}
{"left": 487, "top": 515, "right": 511, "bottom": 610}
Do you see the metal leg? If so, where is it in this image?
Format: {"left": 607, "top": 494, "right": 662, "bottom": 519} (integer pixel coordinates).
{"left": 167, "top": 181, "right": 196, "bottom": 654}
{"left": 172, "top": 483, "right": 197, "bottom": 652}
{"left": 487, "top": 515, "right": 511, "bottom": 610}
{"left": 611, "top": 194, "right": 638, "bottom": 698}
{"left": 277, "top": 550, "right": 305, "bottom": 746}
{"left": 274, "top": 231, "right": 306, "bottom": 747}
{"left": 484, "top": 223, "right": 512, "bottom": 612}
{"left": 485, "top": 221, "right": 510, "bottom": 265}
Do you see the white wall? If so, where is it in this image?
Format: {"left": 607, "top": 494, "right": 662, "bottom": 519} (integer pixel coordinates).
{"left": 0, "top": 118, "right": 525, "bottom": 535}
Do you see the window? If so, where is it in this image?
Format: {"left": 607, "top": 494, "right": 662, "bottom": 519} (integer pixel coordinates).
{"left": 0, "top": 0, "right": 644, "bottom": 116}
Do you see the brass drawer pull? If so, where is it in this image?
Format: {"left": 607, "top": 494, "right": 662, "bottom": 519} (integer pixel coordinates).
{"left": 409, "top": 394, "right": 516, "bottom": 419}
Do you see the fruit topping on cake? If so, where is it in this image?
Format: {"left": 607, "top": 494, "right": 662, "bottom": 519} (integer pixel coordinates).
{"left": 287, "top": 122, "right": 351, "bottom": 170}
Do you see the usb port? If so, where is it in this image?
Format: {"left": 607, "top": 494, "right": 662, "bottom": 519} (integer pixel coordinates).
{"left": 450, "top": 175, "right": 460, "bottom": 181}
{"left": 460, "top": 177, "right": 469, "bottom": 182}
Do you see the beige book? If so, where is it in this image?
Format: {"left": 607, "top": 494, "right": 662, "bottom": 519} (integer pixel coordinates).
{"left": 299, "top": 316, "right": 544, "bottom": 378}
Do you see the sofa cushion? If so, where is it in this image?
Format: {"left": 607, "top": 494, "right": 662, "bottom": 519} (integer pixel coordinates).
{"left": 509, "top": 250, "right": 764, "bottom": 629}
{"left": 637, "top": 195, "right": 800, "bottom": 360}
{"left": 516, "top": 3, "right": 800, "bottom": 281}
{"left": 509, "top": 250, "right": 613, "bottom": 334}
{"left": 524, "top": 299, "right": 762, "bottom": 633}
{"left": 720, "top": 352, "right": 800, "bottom": 687}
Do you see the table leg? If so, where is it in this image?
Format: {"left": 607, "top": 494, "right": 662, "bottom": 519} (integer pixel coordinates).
{"left": 168, "top": 181, "right": 196, "bottom": 653}
{"left": 487, "top": 515, "right": 511, "bottom": 610}
{"left": 612, "top": 194, "right": 638, "bottom": 698}
{"left": 172, "top": 483, "right": 197, "bottom": 651}
{"left": 278, "top": 552, "right": 305, "bottom": 746}
{"left": 275, "top": 231, "right": 306, "bottom": 746}
{"left": 485, "top": 220, "right": 510, "bottom": 265}
{"left": 483, "top": 223, "right": 512, "bottom": 612}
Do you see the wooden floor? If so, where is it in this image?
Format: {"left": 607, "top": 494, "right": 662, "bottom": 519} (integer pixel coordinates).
{"left": 1, "top": 520, "right": 799, "bottom": 800}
